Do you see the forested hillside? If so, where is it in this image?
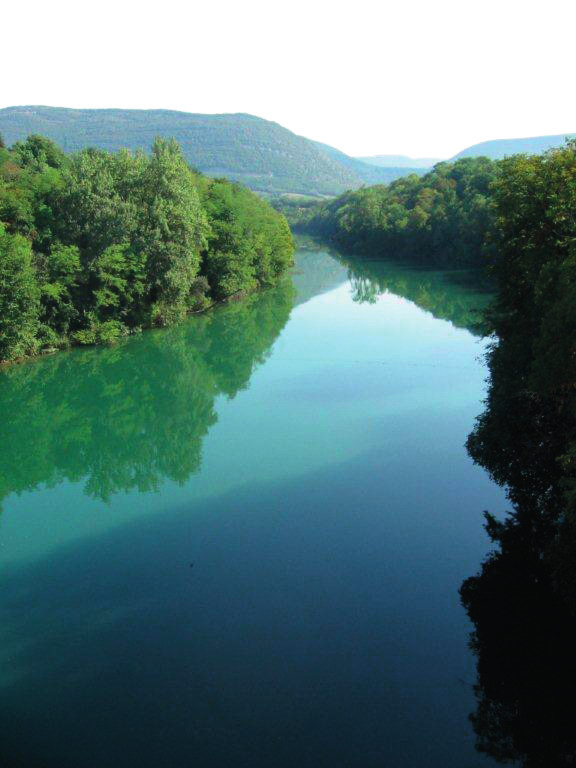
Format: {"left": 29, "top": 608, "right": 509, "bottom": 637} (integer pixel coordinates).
{"left": 0, "top": 133, "right": 293, "bottom": 362}
{"left": 300, "top": 157, "right": 499, "bottom": 267}
{"left": 0, "top": 106, "right": 421, "bottom": 196}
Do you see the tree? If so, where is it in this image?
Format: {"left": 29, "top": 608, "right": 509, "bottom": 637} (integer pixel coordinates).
{"left": 139, "top": 138, "right": 209, "bottom": 324}
{"left": 12, "top": 134, "right": 66, "bottom": 170}
{"left": 0, "top": 224, "right": 40, "bottom": 360}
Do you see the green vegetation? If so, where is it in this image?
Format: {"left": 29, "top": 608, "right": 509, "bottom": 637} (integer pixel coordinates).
{"left": 301, "top": 156, "right": 499, "bottom": 267}
{"left": 0, "top": 133, "right": 293, "bottom": 362}
{"left": 0, "top": 106, "right": 425, "bottom": 196}
{"left": 460, "top": 141, "right": 576, "bottom": 765}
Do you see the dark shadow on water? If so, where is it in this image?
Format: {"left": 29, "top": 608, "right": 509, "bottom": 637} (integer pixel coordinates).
{"left": 0, "top": 446, "right": 494, "bottom": 768}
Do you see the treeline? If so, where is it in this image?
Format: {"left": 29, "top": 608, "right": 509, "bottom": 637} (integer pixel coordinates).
{"left": 460, "top": 141, "right": 576, "bottom": 764}
{"left": 298, "top": 156, "right": 499, "bottom": 267}
{"left": 0, "top": 133, "right": 293, "bottom": 362}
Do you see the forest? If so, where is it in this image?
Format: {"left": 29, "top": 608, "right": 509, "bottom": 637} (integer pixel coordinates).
{"left": 0, "top": 133, "right": 294, "bottom": 362}
{"left": 298, "top": 156, "right": 500, "bottom": 267}
{"left": 458, "top": 142, "right": 576, "bottom": 765}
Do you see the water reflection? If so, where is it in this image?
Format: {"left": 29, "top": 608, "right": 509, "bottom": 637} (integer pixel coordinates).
{"left": 0, "top": 247, "right": 491, "bottom": 510}
{"left": 0, "top": 279, "right": 295, "bottom": 506}
{"left": 343, "top": 255, "right": 491, "bottom": 334}
{"left": 462, "top": 286, "right": 576, "bottom": 765}
{"left": 460, "top": 511, "right": 576, "bottom": 767}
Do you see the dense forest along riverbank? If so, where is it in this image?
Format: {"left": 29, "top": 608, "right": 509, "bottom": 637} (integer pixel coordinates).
{"left": 0, "top": 244, "right": 504, "bottom": 768}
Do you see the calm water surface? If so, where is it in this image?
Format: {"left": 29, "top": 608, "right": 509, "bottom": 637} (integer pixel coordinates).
{"left": 0, "top": 246, "right": 504, "bottom": 767}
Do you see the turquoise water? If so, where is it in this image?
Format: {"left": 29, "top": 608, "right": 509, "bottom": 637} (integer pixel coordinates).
{"left": 0, "top": 246, "right": 503, "bottom": 767}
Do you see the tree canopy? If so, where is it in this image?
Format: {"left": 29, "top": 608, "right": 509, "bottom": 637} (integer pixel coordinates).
{"left": 0, "top": 134, "right": 293, "bottom": 361}
{"left": 461, "top": 141, "right": 576, "bottom": 766}
{"left": 300, "top": 156, "right": 500, "bottom": 268}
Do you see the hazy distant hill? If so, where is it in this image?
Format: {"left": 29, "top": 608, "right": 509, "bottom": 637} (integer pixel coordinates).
{"left": 451, "top": 133, "right": 576, "bottom": 161}
{"left": 312, "top": 142, "right": 427, "bottom": 184}
{"left": 357, "top": 154, "right": 441, "bottom": 169}
{"left": 0, "top": 106, "right": 421, "bottom": 196}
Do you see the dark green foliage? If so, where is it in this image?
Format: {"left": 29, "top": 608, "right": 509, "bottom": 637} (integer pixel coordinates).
{"left": 201, "top": 179, "right": 293, "bottom": 299}
{"left": 468, "top": 141, "right": 576, "bottom": 514}
{"left": 0, "top": 106, "right": 424, "bottom": 196}
{"left": 11, "top": 134, "right": 66, "bottom": 170}
{"left": 271, "top": 196, "right": 325, "bottom": 228}
{"left": 302, "top": 157, "right": 500, "bottom": 267}
{"left": 0, "top": 135, "right": 294, "bottom": 362}
{"left": 0, "top": 224, "right": 40, "bottom": 360}
{"left": 461, "top": 141, "right": 576, "bottom": 766}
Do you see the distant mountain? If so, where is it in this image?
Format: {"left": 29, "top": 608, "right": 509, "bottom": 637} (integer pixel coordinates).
{"left": 451, "top": 134, "right": 576, "bottom": 161}
{"left": 0, "top": 106, "right": 422, "bottom": 197}
{"left": 357, "top": 154, "right": 441, "bottom": 169}
{"left": 313, "top": 142, "right": 427, "bottom": 184}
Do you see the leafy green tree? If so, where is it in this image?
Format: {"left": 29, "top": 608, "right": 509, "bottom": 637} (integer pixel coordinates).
{"left": 12, "top": 134, "right": 66, "bottom": 170}
{"left": 0, "top": 135, "right": 293, "bottom": 360}
{"left": 36, "top": 244, "right": 82, "bottom": 340}
{"left": 0, "top": 224, "right": 40, "bottom": 360}
{"left": 90, "top": 243, "right": 147, "bottom": 327}
{"left": 139, "top": 138, "right": 209, "bottom": 324}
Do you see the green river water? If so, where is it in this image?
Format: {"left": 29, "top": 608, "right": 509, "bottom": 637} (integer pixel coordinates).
{"left": 0, "top": 244, "right": 503, "bottom": 767}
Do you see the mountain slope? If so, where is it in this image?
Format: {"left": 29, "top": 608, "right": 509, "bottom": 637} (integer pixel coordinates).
{"left": 0, "top": 106, "right": 416, "bottom": 196}
{"left": 451, "top": 133, "right": 576, "bottom": 161}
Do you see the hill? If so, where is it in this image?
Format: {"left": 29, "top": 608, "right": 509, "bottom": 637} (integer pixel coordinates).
{"left": 0, "top": 106, "right": 420, "bottom": 197}
{"left": 357, "top": 154, "right": 441, "bottom": 169}
{"left": 312, "top": 142, "right": 427, "bottom": 184}
{"left": 451, "top": 133, "right": 576, "bottom": 161}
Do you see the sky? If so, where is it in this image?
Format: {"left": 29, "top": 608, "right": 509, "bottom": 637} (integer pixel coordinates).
{"left": 2, "top": 0, "right": 574, "bottom": 158}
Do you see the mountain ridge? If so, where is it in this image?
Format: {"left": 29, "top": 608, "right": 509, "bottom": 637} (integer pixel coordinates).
{"left": 450, "top": 133, "right": 576, "bottom": 161}
{"left": 0, "top": 105, "right": 424, "bottom": 197}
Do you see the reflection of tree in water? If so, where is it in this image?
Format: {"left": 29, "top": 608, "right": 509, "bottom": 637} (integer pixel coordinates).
{"left": 290, "top": 245, "right": 349, "bottom": 307}
{"left": 0, "top": 279, "right": 295, "bottom": 505}
{"left": 342, "top": 255, "right": 491, "bottom": 334}
{"left": 460, "top": 511, "right": 576, "bottom": 766}
{"left": 461, "top": 329, "right": 576, "bottom": 765}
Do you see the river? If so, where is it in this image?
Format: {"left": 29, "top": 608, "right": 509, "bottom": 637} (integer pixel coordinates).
{"left": 0, "top": 243, "right": 505, "bottom": 767}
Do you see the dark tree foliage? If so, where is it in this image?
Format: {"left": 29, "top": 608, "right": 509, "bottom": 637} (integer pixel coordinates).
{"left": 462, "top": 141, "right": 576, "bottom": 766}
{"left": 0, "top": 135, "right": 294, "bottom": 361}
{"left": 301, "top": 157, "right": 500, "bottom": 267}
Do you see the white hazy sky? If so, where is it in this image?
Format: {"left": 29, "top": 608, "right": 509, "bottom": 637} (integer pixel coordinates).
{"left": 2, "top": 0, "right": 574, "bottom": 157}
